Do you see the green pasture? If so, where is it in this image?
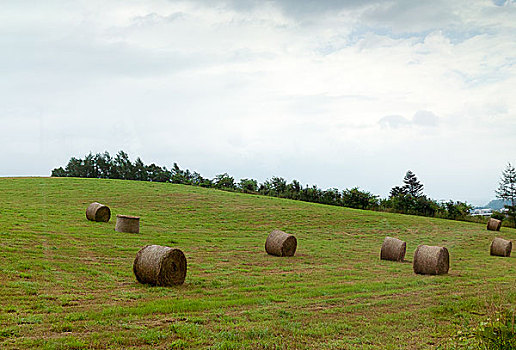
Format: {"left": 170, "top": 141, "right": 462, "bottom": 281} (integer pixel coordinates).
{"left": 0, "top": 177, "right": 514, "bottom": 349}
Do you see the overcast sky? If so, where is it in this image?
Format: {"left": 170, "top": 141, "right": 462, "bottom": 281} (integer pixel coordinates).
{"left": 1, "top": 0, "right": 515, "bottom": 205}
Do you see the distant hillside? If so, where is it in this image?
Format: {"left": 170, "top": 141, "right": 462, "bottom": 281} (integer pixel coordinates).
{"left": 485, "top": 199, "right": 511, "bottom": 210}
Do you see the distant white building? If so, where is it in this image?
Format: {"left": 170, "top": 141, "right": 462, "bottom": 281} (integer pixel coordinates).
{"left": 470, "top": 207, "right": 509, "bottom": 217}
{"left": 470, "top": 208, "right": 493, "bottom": 217}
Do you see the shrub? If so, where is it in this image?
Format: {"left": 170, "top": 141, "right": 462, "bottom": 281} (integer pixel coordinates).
{"left": 238, "top": 179, "right": 258, "bottom": 193}
{"left": 341, "top": 187, "right": 378, "bottom": 210}
{"left": 214, "top": 173, "right": 236, "bottom": 190}
{"left": 474, "top": 310, "right": 515, "bottom": 349}
{"left": 439, "top": 201, "right": 473, "bottom": 220}
{"left": 445, "top": 310, "right": 516, "bottom": 349}
{"left": 491, "top": 211, "right": 506, "bottom": 222}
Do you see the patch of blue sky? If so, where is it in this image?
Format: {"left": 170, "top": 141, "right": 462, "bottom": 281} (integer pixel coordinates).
{"left": 350, "top": 25, "right": 429, "bottom": 42}
{"left": 315, "top": 26, "right": 428, "bottom": 55}
{"left": 450, "top": 64, "right": 514, "bottom": 88}
{"left": 492, "top": 0, "right": 514, "bottom": 6}
{"left": 442, "top": 28, "right": 491, "bottom": 45}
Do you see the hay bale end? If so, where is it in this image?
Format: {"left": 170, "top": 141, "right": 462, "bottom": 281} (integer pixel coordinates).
{"left": 115, "top": 214, "right": 140, "bottom": 233}
{"left": 265, "top": 229, "right": 297, "bottom": 257}
{"left": 413, "top": 244, "right": 449, "bottom": 275}
{"left": 487, "top": 218, "right": 502, "bottom": 231}
{"left": 133, "top": 245, "right": 187, "bottom": 286}
{"left": 380, "top": 236, "right": 406, "bottom": 262}
{"left": 490, "top": 237, "right": 512, "bottom": 257}
{"left": 85, "top": 202, "right": 111, "bottom": 222}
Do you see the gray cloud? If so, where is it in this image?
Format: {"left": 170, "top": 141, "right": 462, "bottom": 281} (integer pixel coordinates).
{"left": 268, "top": 0, "right": 378, "bottom": 18}
{"left": 191, "top": 0, "right": 465, "bottom": 34}
{"left": 0, "top": 37, "right": 218, "bottom": 80}
{"left": 412, "top": 110, "right": 439, "bottom": 127}
{"left": 193, "top": 0, "right": 377, "bottom": 15}
{"left": 132, "top": 11, "right": 187, "bottom": 25}
{"left": 362, "top": 0, "right": 460, "bottom": 34}
{"left": 378, "top": 115, "right": 410, "bottom": 128}
{"left": 379, "top": 111, "right": 439, "bottom": 128}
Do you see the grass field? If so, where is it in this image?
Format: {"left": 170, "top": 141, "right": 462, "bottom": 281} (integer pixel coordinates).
{"left": 0, "top": 177, "right": 515, "bottom": 349}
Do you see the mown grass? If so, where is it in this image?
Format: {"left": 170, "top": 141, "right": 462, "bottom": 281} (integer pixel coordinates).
{"left": 0, "top": 177, "right": 515, "bottom": 349}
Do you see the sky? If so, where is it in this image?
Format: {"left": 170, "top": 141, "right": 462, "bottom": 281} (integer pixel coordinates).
{"left": 1, "top": 0, "right": 515, "bottom": 205}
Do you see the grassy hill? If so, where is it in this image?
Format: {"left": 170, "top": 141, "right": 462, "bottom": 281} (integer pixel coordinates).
{"left": 0, "top": 177, "right": 514, "bottom": 349}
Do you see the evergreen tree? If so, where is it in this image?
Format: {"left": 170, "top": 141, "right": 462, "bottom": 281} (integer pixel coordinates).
{"left": 171, "top": 163, "right": 186, "bottom": 184}
{"left": 113, "top": 150, "right": 134, "bottom": 180}
{"left": 214, "top": 173, "right": 235, "bottom": 190}
{"left": 51, "top": 167, "right": 66, "bottom": 177}
{"left": 64, "top": 157, "right": 84, "bottom": 177}
{"left": 440, "top": 200, "right": 472, "bottom": 220}
{"left": 83, "top": 153, "right": 96, "bottom": 178}
{"left": 258, "top": 179, "right": 273, "bottom": 195}
{"left": 238, "top": 178, "right": 258, "bottom": 193}
{"left": 133, "top": 157, "right": 147, "bottom": 181}
{"left": 183, "top": 169, "right": 194, "bottom": 184}
{"left": 342, "top": 187, "right": 378, "bottom": 209}
{"left": 190, "top": 171, "right": 208, "bottom": 187}
{"left": 286, "top": 180, "right": 302, "bottom": 200}
{"left": 300, "top": 185, "right": 322, "bottom": 203}
{"left": 402, "top": 170, "right": 424, "bottom": 197}
{"left": 321, "top": 188, "right": 341, "bottom": 205}
{"left": 146, "top": 164, "right": 170, "bottom": 182}
{"left": 389, "top": 186, "right": 406, "bottom": 198}
{"left": 270, "top": 177, "right": 287, "bottom": 196}
{"left": 496, "top": 162, "right": 516, "bottom": 223}
{"left": 386, "top": 171, "right": 428, "bottom": 215}
{"left": 96, "top": 152, "right": 112, "bottom": 178}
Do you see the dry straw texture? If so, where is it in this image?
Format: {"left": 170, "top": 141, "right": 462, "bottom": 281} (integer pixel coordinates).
{"left": 380, "top": 236, "right": 406, "bottom": 262}
{"left": 487, "top": 218, "right": 502, "bottom": 231}
{"left": 413, "top": 245, "right": 449, "bottom": 275}
{"left": 490, "top": 237, "right": 512, "bottom": 257}
{"left": 133, "top": 245, "right": 187, "bottom": 286}
{"left": 265, "top": 229, "right": 297, "bottom": 257}
{"left": 115, "top": 214, "right": 140, "bottom": 233}
{"left": 85, "top": 202, "right": 111, "bottom": 222}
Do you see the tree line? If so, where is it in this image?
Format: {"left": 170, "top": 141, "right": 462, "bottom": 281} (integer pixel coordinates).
{"left": 51, "top": 151, "right": 476, "bottom": 221}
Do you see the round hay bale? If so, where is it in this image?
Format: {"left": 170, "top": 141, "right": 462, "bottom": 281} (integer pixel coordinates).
{"left": 115, "top": 214, "right": 140, "bottom": 233}
{"left": 413, "top": 245, "right": 449, "bottom": 275}
{"left": 380, "top": 236, "right": 406, "bottom": 262}
{"left": 265, "top": 229, "right": 297, "bottom": 257}
{"left": 133, "top": 245, "right": 187, "bottom": 286}
{"left": 85, "top": 202, "right": 111, "bottom": 222}
{"left": 490, "top": 237, "right": 512, "bottom": 257}
{"left": 487, "top": 218, "right": 502, "bottom": 231}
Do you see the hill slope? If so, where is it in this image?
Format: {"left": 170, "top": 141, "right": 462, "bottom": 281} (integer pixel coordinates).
{"left": 485, "top": 199, "right": 511, "bottom": 210}
{"left": 0, "top": 177, "right": 515, "bottom": 349}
